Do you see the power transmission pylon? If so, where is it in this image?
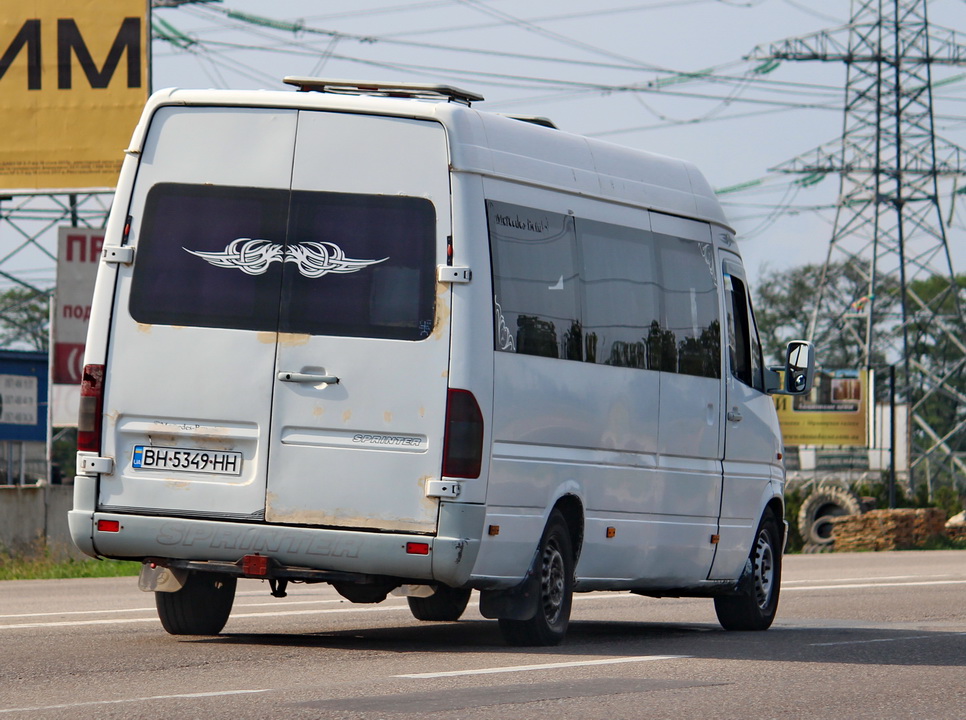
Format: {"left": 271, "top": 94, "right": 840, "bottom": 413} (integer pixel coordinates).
{"left": 749, "top": 0, "right": 966, "bottom": 490}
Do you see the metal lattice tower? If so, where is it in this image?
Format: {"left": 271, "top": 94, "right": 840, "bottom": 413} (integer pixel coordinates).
{"left": 0, "top": 193, "right": 112, "bottom": 350}
{"left": 750, "top": 0, "right": 966, "bottom": 486}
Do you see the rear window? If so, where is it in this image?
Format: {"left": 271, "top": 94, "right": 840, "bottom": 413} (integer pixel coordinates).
{"left": 130, "top": 183, "right": 437, "bottom": 340}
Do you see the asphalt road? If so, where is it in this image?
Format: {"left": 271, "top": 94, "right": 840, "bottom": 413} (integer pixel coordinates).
{"left": 2, "top": 550, "right": 965, "bottom": 719}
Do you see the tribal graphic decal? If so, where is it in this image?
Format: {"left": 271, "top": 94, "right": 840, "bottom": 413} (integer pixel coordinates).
{"left": 184, "top": 238, "right": 387, "bottom": 278}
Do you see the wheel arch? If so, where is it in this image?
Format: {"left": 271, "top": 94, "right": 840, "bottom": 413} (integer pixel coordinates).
{"left": 765, "top": 496, "right": 786, "bottom": 548}
{"left": 551, "top": 493, "right": 584, "bottom": 566}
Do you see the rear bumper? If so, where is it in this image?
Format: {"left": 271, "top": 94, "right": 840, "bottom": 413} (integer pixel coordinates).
{"left": 68, "top": 493, "right": 484, "bottom": 587}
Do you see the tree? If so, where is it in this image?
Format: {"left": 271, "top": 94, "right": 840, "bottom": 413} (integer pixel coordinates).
{"left": 0, "top": 287, "right": 50, "bottom": 351}
{"left": 754, "top": 260, "right": 898, "bottom": 371}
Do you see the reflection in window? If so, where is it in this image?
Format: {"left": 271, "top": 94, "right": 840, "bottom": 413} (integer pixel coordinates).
{"left": 726, "top": 273, "right": 765, "bottom": 391}
{"left": 579, "top": 221, "right": 660, "bottom": 369}
{"left": 488, "top": 201, "right": 581, "bottom": 360}
{"left": 488, "top": 199, "right": 722, "bottom": 378}
{"left": 656, "top": 234, "right": 720, "bottom": 379}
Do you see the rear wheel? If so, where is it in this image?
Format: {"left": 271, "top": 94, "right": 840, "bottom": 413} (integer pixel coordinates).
{"left": 155, "top": 571, "right": 236, "bottom": 635}
{"left": 714, "top": 508, "right": 781, "bottom": 631}
{"left": 499, "top": 510, "right": 574, "bottom": 646}
{"left": 407, "top": 586, "right": 472, "bottom": 621}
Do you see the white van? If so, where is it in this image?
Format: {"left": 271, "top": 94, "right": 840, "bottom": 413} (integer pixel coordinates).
{"left": 69, "top": 78, "right": 814, "bottom": 646}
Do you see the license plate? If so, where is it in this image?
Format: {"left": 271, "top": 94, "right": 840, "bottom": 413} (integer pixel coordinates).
{"left": 132, "top": 445, "right": 242, "bottom": 476}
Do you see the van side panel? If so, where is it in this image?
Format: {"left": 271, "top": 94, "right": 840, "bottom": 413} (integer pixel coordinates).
{"left": 472, "top": 180, "right": 725, "bottom": 589}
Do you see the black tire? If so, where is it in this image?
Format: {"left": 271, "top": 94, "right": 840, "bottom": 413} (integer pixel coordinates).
{"left": 499, "top": 510, "right": 574, "bottom": 646}
{"left": 407, "top": 586, "right": 472, "bottom": 621}
{"left": 155, "top": 571, "right": 236, "bottom": 635}
{"left": 797, "top": 487, "right": 861, "bottom": 545}
{"left": 714, "top": 508, "right": 782, "bottom": 631}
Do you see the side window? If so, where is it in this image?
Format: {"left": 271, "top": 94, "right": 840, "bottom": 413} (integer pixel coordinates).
{"left": 726, "top": 272, "right": 764, "bottom": 391}
{"left": 578, "top": 220, "right": 660, "bottom": 368}
{"left": 655, "top": 234, "right": 721, "bottom": 379}
{"left": 488, "top": 200, "right": 581, "bottom": 360}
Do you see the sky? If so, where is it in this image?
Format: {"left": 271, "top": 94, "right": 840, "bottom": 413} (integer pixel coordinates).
{"left": 147, "top": 0, "right": 966, "bottom": 286}
{"left": 3, "top": 0, "right": 965, "bottom": 292}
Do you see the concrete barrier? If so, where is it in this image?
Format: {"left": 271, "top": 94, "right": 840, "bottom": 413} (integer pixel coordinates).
{"left": 0, "top": 485, "right": 87, "bottom": 560}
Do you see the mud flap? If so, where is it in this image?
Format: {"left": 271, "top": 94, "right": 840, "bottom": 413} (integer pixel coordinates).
{"left": 138, "top": 564, "right": 187, "bottom": 593}
{"left": 479, "top": 569, "right": 541, "bottom": 621}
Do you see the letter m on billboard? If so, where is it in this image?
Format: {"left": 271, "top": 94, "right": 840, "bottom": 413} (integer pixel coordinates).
{"left": 0, "top": 0, "right": 148, "bottom": 192}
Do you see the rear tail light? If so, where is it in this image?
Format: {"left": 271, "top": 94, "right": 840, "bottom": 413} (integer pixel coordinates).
{"left": 442, "top": 388, "right": 483, "bottom": 479}
{"left": 406, "top": 542, "right": 430, "bottom": 555}
{"left": 78, "top": 364, "right": 105, "bottom": 453}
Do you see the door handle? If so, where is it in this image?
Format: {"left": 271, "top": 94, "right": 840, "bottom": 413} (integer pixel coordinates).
{"left": 727, "top": 409, "right": 743, "bottom": 423}
{"left": 277, "top": 371, "right": 340, "bottom": 386}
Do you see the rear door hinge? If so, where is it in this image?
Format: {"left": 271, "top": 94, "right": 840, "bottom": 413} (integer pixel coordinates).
{"left": 437, "top": 265, "right": 472, "bottom": 283}
{"left": 102, "top": 246, "right": 135, "bottom": 265}
{"left": 425, "top": 480, "right": 462, "bottom": 498}
{"left": 78, "top": 456, "right": 114, "bottom": 475}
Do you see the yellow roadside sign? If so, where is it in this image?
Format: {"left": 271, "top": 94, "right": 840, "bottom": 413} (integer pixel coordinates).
{"left": 0, "top": 0, "right": 148, "bottom": 191}
{"left": 775, "top": 368, "right": 870, "bottom": 447}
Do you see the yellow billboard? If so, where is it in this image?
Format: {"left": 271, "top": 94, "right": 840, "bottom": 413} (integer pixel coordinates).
{"left": 0, "top": 0, "right": 148, "bottom": 191}
{"left": 774, "top": 368, "right": 871, "bottom": 447}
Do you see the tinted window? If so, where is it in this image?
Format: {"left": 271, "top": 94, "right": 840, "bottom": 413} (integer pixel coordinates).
{"left": 488, "top": 201, "right": 581, "bottom": 360}
{"left": 726, "top": 273, "right": 764, "bottom": 390}
{"left": 487, "top": 200, "right": 721, "bottom": 378}
{"left": 579, "top": 220, "right": 660, "bottom": 368}
{"left": 281, "top": 192, "right": 437, "bottom": 340}
{"left": 656, "top": 234, "right": 720, "bottom": 379}
{"left": 130, "top": 183, "right": 436, "bottom": 340}
{"left": 130, "top": 184, "right": 287, "bottom": 331}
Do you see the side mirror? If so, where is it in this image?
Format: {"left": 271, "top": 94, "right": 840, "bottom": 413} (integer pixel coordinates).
{"left": 765, "top": 340, "right": 816, "bottom": 395}
{"left": 783, "top": 340, "right": 815, "bottom": 394}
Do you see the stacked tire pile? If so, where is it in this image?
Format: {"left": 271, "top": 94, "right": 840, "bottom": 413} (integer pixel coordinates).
{"left": 830, "top": 508, "right": 947, "bottom": 551}
{"left": 797, "top": 486, "right": 864, "bottom": 552}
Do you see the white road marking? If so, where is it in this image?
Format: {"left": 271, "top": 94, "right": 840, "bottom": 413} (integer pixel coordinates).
{"left": 4, "top": 578, "right": 965, "bottom": 630}
{"left": 0, "top": 689, "right": 270, "bottom": 715}
{"left": 809, "top": 633, "right": 966, "bottom": 647}
{"left": 0, "top": 598, "right": 348, "bottom": 620}
{"left": 396, "top": 655, "right": 687, "bottom": 679}
{"left": 783, "top": 574, "right": 951, "bottom": 585}
{"left": 782, "top": 579, "right": 966, "bottom": 592}
{"left": 0, "top": 603, "right": 414, "bottom": 630}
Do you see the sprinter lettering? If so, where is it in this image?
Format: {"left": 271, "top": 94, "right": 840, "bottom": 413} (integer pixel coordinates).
{"left": 351, "top": 434, "right": 422, "bottom": 447}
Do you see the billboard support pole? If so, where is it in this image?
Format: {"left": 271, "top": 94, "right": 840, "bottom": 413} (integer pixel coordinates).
{"left": 889, "top": 365, "right": 897, "bottom": 509}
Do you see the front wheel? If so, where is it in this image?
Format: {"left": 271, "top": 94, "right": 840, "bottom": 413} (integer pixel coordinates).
{"left": 499, "top": 510, "right": 574, "bottom": 646}
{"left": 714, "top": 508, "right": 782, "bottom": 631}
{"left": 156, "top": 571, "right": 236, "bottom": 635}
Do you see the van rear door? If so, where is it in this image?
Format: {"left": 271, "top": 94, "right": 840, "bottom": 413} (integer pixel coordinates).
{"left": 98, "top": 106, "right": 298, "bottom": 520}
{"left": 99, "top": 106, "right": 452, "bottom": 534}
{"left": 263, "top": 112, "right": 452, "bottom": 534}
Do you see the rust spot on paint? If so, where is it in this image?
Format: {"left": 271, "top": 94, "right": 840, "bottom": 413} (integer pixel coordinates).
{"left": 313, "top": 405, "right": 325, "bottom": 417}
{"left": 432, "top": 283, "right": 450, "bottom": 340}
{"left": 342, "top": 410, "right": 352, "bottom": 423}
{"left": 384, "top": 411, "right": 393, "bottom": 424}
{"left": 136, "top": 323, "right": 152, "bottom": 334}
{"left": 257, "top": 332, "right": 276, "bottom": 345}
{"left": 278, "top": 333, "right": 310, "bottom": 347}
